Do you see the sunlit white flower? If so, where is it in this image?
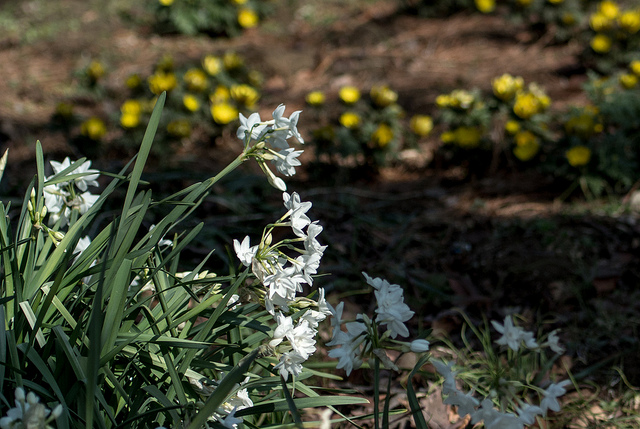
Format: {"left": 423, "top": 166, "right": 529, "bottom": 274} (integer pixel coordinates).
{"left": 68, "top": 191, "right": 99, "bottom": 215}
{"left": 50, "top": 157, "right": 99, "bottom": 191}
{"left": 365, "top": 273, "right": 414, "bottom": 338}
{"left": 275, "top": 350, "right": 305, "bottom": 381}
{"left": 272, "top": 104, "right": 304, "bottom": 144}
{"left": 219, "top": 407, "right": 243, "bottom": 429}
{"left": 327, "top": 320, "right": 367, "bottom": 375}
{"left": 237, "top": 112, "right": 267, "bottom": 141}
{"left": 540, "top": 380, "right": 571, "bottom": 415}
{"left": 273, "top": 148, "right": 303, "bottom": 177}
{"left": 233, "top": 236, "right": 258, "bottom": 267}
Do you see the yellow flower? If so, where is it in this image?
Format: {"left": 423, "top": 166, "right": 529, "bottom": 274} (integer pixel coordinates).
{"left": 371, "top": 124, "right": 394, "bottom": 148}
{"left": 183, "top": 94, "right": 201, "bottom": 112}
{"left": 630, "top": 60, "right": 640, "bottom": 76}
{"left": 547, "top": 0, "right": 564, "bottom": 4}
{"left": 590, "top": 33, "right": 612, "bottom": 53}
{"left": 589, "top": 12, "right": 613, "bottom": 31}
{"left": 370, "top": 85, "right": 398, "bottom": 107}
{"left": 618, "top": 10, "right": 640, "bottom": 34}
{"left": 410, "top": 115, "right": 433, "bottom": 137}
{"left": 339, "top": 86, "right": 361, "bottom": 104}
{"left": 449, "top": 89, "right": 475, "bottom": 109}
{"left": 223, "top": 52, "right": 244, "bottom": 70}
{"left": 167, "top": 119, "right": 192, "bottom": 138}
{"left": 121, "top": 99, "right": 142, "bottom": 116}
{"left": 159, "top": 0, "right": 174, "bottom": 5}
{"left": 513, "top": 138, "right": 540, "bottom": 161}
{"left": 183, "top": 68, "right": 208, "bottom": 92}
{"left": 561, "top": 13, "right": 576, "bottom": 26}
{"left": 566, "top": 146, "right": 591, "bottom": 167}
{"left": 148, "top": 71, "right": 177, "bottom": 94}
{"left": 598, "top": 0, "right": 619, "bottom": 20}
{"left": 492, "top": 74, "right": 524, "bottom": 101}
{"left": 513, "top": 92, "right": 539, "bottom": 119}
{"left": 505, "top": 120, "right": 521, "bottom": 135}
{"left": 454, "top": 126, "right": 482, "bottom": 148}
{"left": 202, "top": 55, "right": 222, "bottom": 75}
{"left": 619, "top": 73, "right": 638, "bottom": 89}
{"left": 120, "top": 113, "right": 140, "bottom": 129}
{"left": 210, "top": 103, "right": 238, "bottom": 124}
{"left": 306, "top": 91, "right": 325, "bottom": 106}
{"left": 514, "top": 130, "right": 538, "bottom": 147}
{"left": 81, "top": 117, "right": 107, "bottom": 140}
{"left": 475, "top": 0, "right": 495, "bottom": 13}
{"left": 230, "top": 84, "right": 260, "bottom": 108}
{"left": 210, "top": 85, "right": 231, "bottom": 103}
{"left": 87, "top": 60, "right": 105, "bottom": 82}
{"left": 238, "top": 8, "right": 259, "bottom": 28}
{"left": 232, "top": 0, "right": 247, "bottom": 4}
{"left": 125, "top": 73, "right": 142, "bottom": 89}
{"left": 435, "top": 94, "right": 451, "bottom": 108}
{"left": 440, "top": 131, "right": 456, "bottom": 143}
{"left": 339, "top": 112, "right": 361, "bottom": 129}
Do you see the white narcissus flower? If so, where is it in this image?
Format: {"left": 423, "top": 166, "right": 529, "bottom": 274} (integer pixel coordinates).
{"left": 272, "top": 104, "right": 304, "bottom": 144}
{"left": 443, "top": 390, "right": 479, "bottom": 418}
{"left": 364, "top": 273, "right": 414, "bottom": 338}
{"left": 516, "top": 403, "right": 543, "bottom": 425}
{"left": 233, "top": 236, "right": 258, "bottom": 267}
{"left": 274, "top": 350, "right": 305, "bottom": 381}
{"left": 409, "top": 339, "right": 430, "bottom": 353}
{"left": 50, "top": 157, "right": 99, "bottom": 192}
{"left": 491, "top": 316, "right": 538, "bottom": 352}
{"left": 432, "top": 360, "right": 457, "bottom": 396}
{"left": 547, "top": 330, "right": 565, "bottom": 355}
{"left": 540, "top": 380, "right": 571, "bottom": 415}
{"left": 273, "top": 148, "right": 303, "bottom": 177}
{"left": 219, "top": 407, "right": 243, "bottom": 429}
{"left": 237, "top": 112, "right": 267, "bottom": 141}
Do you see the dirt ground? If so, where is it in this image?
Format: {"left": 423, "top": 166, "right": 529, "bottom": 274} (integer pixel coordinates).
{"left": 1, "top": 0, "right": 640, "bottom": 422}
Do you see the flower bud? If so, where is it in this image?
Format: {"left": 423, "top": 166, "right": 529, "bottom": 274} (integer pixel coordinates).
{"left": 410, "top": 339, "right": 430, "bottom": 353}
{"left": 27, "top": 200, "right": 34, "bottom": 213}
{"left": 15, "top": 387, "right": 25, "bottom": 402}
{"left": 51, "top": 404, "right": 63, "bottom": 419}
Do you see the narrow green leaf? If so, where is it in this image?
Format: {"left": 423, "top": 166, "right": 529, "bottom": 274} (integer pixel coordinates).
{"left": 407, "top": 354, "right": 430, "bottom": 429}
{"left": 280, "top": 375, "right": 303, "bottom": 428}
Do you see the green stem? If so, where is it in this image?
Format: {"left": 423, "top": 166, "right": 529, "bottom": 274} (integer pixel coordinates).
{"left": 374, "top": 358, "right": 380, "bottom": 429}
{"left": 208, "top": 151, "right": 249, "bottom": 188}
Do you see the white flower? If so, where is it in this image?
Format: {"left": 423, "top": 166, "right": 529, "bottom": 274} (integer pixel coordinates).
{"left": 546, "top": 330, "right": 565, "bottom": 355}
{"left": 219, "top": 407, "right": 243, "bottom": 429}
{"left": 272, "top": 104, "right": 304, "bottom": 144}
{"left": 273, "top": 148, "right": 303, "bottom": 177}
{"left": 274, "top": 350, "right": 305, "bottom": 381}
{"left": 327, "top": 301, "right": 344, "bottom": 340}
{"left": 73, "top": 236, "right": 91, "bottom": 259}
{"left": 150, "top": 224, "right": 173, "bottom": 248}
{"left": 491, "top": 316, "right": 538, "bottom": 352}
{"left": 237, "top": 112, "right": 267, "bottom": 141}
{"left": 443, "top": 390, "right": 479, "bottom": 418}
{"left": 270, "top": 312, "right": 295, "bottom": 348}
{"left": 540, "top": 380, "right": 571, "bottom": 415}
{"left": 367, "top": 274, "right": 414, "bottom": 338}
{"left": 516, "top": 403, "right": 543, "bottom": 425}
{"left": 68, "top": 191, "right": 99, "bottom": 215}
{"left": 50, "top": 157, "right": 99, "bottom": 191}
{"left": 327, "top": 321, "right": 367, "bottom": 375}
{"left": 233, "top": 236, "right": 258, "bottom": 267}
{"left": 0, "top": 387, "right": 62, "bottom": 429}
{"left": 432, "top": 360, "right": 457, "bottom": 395}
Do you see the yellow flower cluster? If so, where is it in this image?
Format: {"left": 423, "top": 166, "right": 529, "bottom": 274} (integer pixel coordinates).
{"left": 370, "top": 85, "right": 398, "bottom": 107}
{"left": 492, "top": 74, "right": 525, "bottom": 102}
{"left": 410, "top": 115, "right": 433, "bottom": 137}
{"left": 148, "top": 71, "right": 178, "bottom": 95}
{"left": 512, "top": 130, "right": 540, "bottom": 161}
{"left": 81, "top": 117, "right": 107, "bottom": 140}
{"left": 436, "top": 89, "right": 476, "bottom": 110}
{"left": 339, "top": 86, "right": 361, "bottom": 105}
{"left": 371, "top": 124, "right": 394, "bottom": 148}
{"left": 441, "top": 126, "right": 483, "bottom": 148}
{"left": 513, "top": 84, "right": 550, "bottom": 119}
{"left": 184, "top": 68, "right": 208, "bottom": 92}
{"left": 475, "top": 0, "right": 495, "bottom": 13}
{"left": 589, "top": 1, "right": 640, "bottom": 54}
{"left": 230, "top": 84, "right": 260, "bottom": 108}
{"left": 202, "top": 55, "right": 222, "bottom": 76}
{"left": 339, "top": 112, "right": 361, "bottom": 129}
{"left": 210, "top": 103, "right": 238, "bottom": 125}
{"left": 120, "top": 99, "right": 142, "bottom": 129}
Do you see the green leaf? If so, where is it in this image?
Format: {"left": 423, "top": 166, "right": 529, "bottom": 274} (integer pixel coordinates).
{"left": 407, "top": 354, "right": 430, "bottom": 429}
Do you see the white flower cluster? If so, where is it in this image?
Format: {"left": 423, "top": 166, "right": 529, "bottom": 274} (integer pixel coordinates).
{"left": 326, "top": 273, "right": 425, "bottom": 376}
{"left": 237, "top": 104, "right": 304, "bottom": 191}
{"left": 434, "top": 359, "right": 571, "bottom": 429}
{"left": 0, "top": 387, "right": 63, "bottom": 429}
{"left": 233, "top": 192, "right": 330, "bottom": 381}
{"left": 492, "top": 316, "right": 565, "bottom": 355}
{"left": 43, "top": 157, "right": 100, "bottom": 227}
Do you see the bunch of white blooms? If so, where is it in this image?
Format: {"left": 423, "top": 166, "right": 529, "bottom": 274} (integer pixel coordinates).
{"left": 43, "top": 157, "right": 100, "bottom": 227}
{"left": 326, "top": 272, "right": 426, "bottom": 376}
{"left": 0, "top": 387, "right": 63, "bottom": 429}
{"left": 433, "top": 317, "right": 569, "bottom": 428}
{"left": 233, "top": 191, "right": 330, "bottom": 380}
{"left": 237, "top": 104, "right": 304, "bottom": 191}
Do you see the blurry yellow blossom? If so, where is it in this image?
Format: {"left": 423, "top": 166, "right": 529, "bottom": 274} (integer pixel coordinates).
{"left": 148, "top": 71, "right": 177, "bottom": 94}
{"left": 183, "top": 94, "right": 201, "bottom": 112}
{"left": 492, "top": 74, "right": 524, "bottom": 101}
{"left": 475, "top": 0, "right": 495, "bottom": 13}
{"left": 513, "top": 138, "right": 540, "bottom": 161}
{"left": 598, "top": 1, "right": 619, "bottom": 20}
{"left": 210, "top": 85, "right": 231, "bottom": 103}
{"left": 223, "top": 52, "right": 244, "bottom": 70}
{"left": 410, "top": 115, "right": 433, "bottom": 137}
{"left": 230, "top": 84, "right": 260, "bottom": 108}
{"left": 184, "top": 68, "right": 208, "bottom": 92}
{"left": 548, "top": 0, "right": 564, "bottom": 4}
{"left": 561, "top": 13, "right": 576, "bottom": 25}
{"left": 238, "top": 8, "right": 259, "bottom": 28}
{"left": 159, "top": 0, "right": 174, "bottom": 5}
{"left": 590, "top": 12, "right": 613, "bottom": 31}
{"left": 449, "top": 90, "right": 475, "bottom": 109}
{"left": 630, "top": 60, "right": 640, "bottom": 76}
{"left": 370, "top": 85, "right": 398, "bottom": 107}
{"left": 454, "top": 126, "right": 482, "bottom": 148}
{"left": 371, "top": 124, "right": 394, "bottom": 148}
{"left": 306, "top": 91, "right": 325, "bottom": 106}
{"left": 618, "top": 10, "right": 640, "bottom": 34}
{"left": 202, "top": 55, "right": 222, "bottom": 75}
{"left": 125, "top": 73, "right": 142, "bottom": 89}
{"left": 121, "top": 99, "right": 142, "bottom": 116}
{"left": 440, "top": 131, "right": 455, "bottom": 144}
{"left": 120, "top": 113, "right": 140, "bottom": 129}
{"left": 590, "top": 33, "right": 612, "bottom": 53}
{"left": 514, "top": 130, "right": 538, "bottom": 147}
{"left": 339, "top": 112, "right": 361, "bottom": 129}
{"left": 167, "top": 119, "right": 192, "bottom": 138}
{"left": 435, "top": 94, "right": 451, "bottom": 108}
{"left": 566, "top": 146, "right": 591, "bottom": 167}
{"left": 87, "top": 60, "right": 105, "bottom": 82}
{"left": 505, "top": 120, "right": 521, "bottom": 135}
{"left": 339, "top": 86, "right": 361, "bottom": 104}
{"left": 513, "top": 91, "right": 546, "bottom": 119}
{"left": 619, "top": 73, "right": 638, "bottom": 89}
{"left": 81, "top": 117, "right": 107, "bottom": 140}
{"left": 210, "top": 103, "right": 238, "bottom": 124}
{"left": 232, "top": 0, "right": 247, "bottom": 4}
